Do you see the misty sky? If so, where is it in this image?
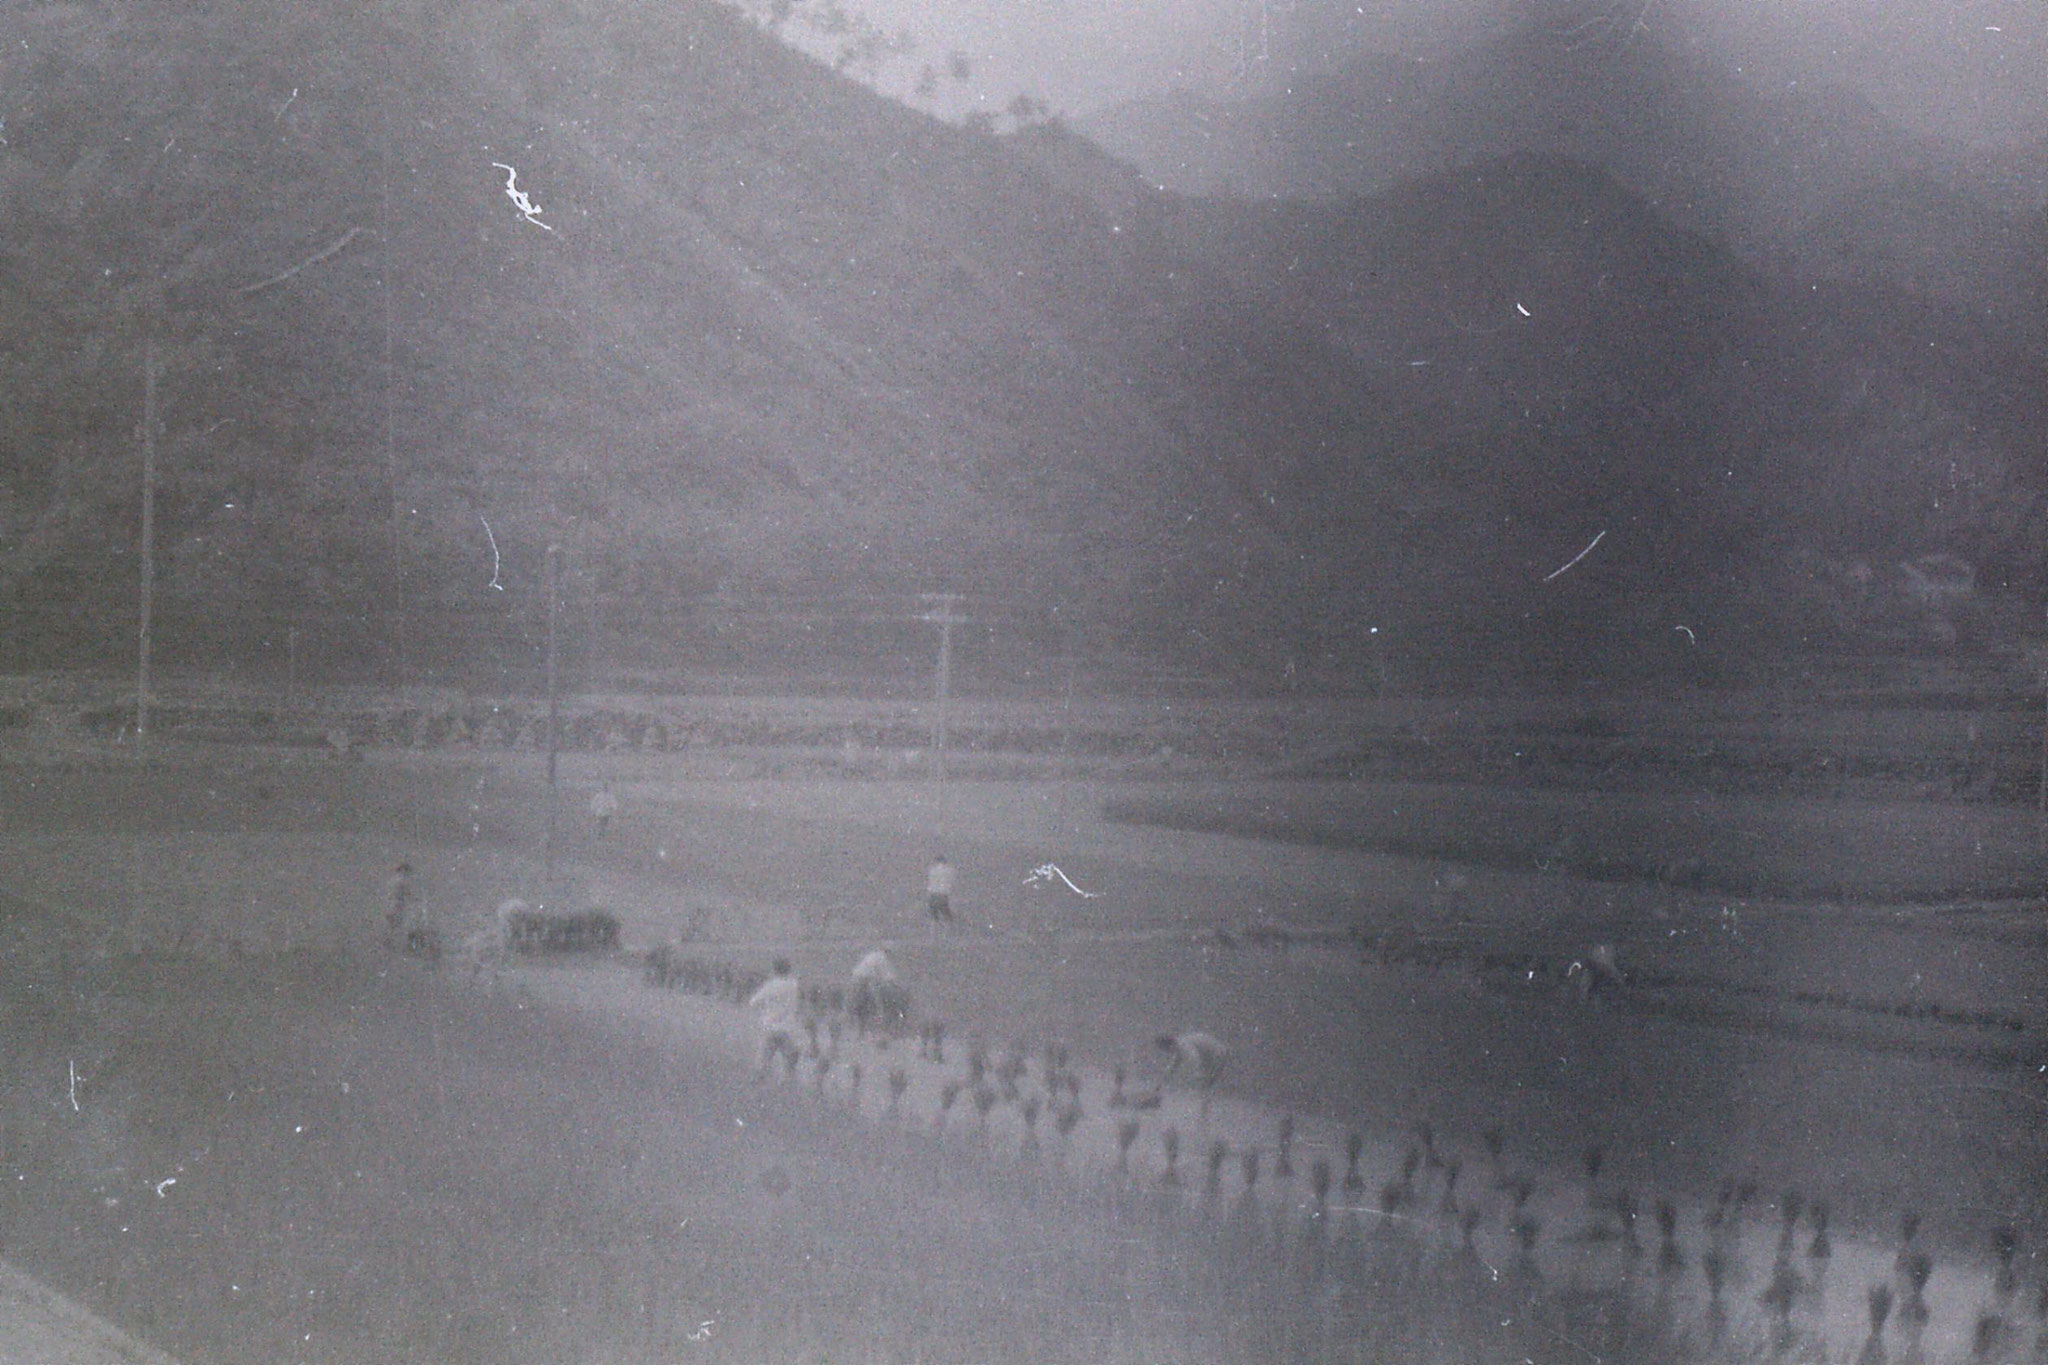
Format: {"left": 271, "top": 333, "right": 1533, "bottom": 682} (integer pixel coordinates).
{"left": 837, "top": 0, "right": 2046, "bottom": 146}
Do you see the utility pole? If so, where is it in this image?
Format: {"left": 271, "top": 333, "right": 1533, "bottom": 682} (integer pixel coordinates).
{"left": 921, "top": 593, "right": 966, "bottom": 781}
{"left": 1057, "top": 647, "right": 1077, "bottom": 785}
{"left": 135, "top": 340, "right": 158, "bottom": 746}
{"left": 1053, "top": 625, "right": 1078, "bottom": 844}
{"left": 127, "top": 341, "right": 160, "bottom": 955}
{"left": 2038, "top": 607, "right": 2047, "bottom": 821}
{"left": 544, "top": 544, "right": 562, "bottom": 896}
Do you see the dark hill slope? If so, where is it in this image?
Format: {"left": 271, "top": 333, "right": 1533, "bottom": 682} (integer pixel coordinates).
{"left": 1133, "top": 156, "right": 1801, "bottom": 668}
{"left": 5, "top": 0, "right": 1400, "bottom": 677}
{"left": 3, "top": 1, "right": 2039, "bottom": 689}
{"left": 1129, "top": 152, "right": 2047, "bottom": 668}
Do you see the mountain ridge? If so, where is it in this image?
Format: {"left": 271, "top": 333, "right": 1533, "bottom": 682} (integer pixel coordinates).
{"left": 1, "top": 0, "right": 2040, "bottom": 690}
{"left": 1078, "top": 23, "right": 2048, "bottom": 322}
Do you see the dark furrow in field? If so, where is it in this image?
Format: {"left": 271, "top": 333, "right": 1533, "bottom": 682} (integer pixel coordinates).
{"left": 1102, "top": 785, "right": 2048, "bottom": 904}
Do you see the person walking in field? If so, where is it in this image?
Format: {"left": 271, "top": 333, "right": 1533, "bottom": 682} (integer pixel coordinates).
{"left": 1156, "top": 1029, "right": 1228, "bottom": 1122}
{"left": 590, "top": 782, "right": 620, "bottom": 836}
{"left": 748, "top": 958, "right": 804, "bottom": 1080}
{"left": 493, "top": 896, "right": 533, "bottom": 955}
{"left": 384, "top": 860, "right": 439, "bottom": 961}
{"left": 849, "top": 948, "right": 910, "bottom": 1038}
{"left": 385, "top": 862, "right": 416, "bottom": 951}
{"left": 926, "top": 857, "right": 956, "bottom": 923}
{"left": 1573, "top": 942, "right": 1624, "bottom": 1002}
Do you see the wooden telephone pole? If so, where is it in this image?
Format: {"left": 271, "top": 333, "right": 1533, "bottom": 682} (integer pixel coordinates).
{"left": 920, "top": 593, "right": 966, "bottom": 780}
{"left": 544, "top": 543, "right": 562, "bottom": 895}
{"left": 135, "top": 341, "right": 159, "bottom": 745}
{"left": 2037, "top": 608, "right": 2047, "bottom": 820}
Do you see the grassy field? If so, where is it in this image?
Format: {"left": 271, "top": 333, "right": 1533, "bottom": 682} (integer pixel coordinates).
{"left": 0, "top": 728, "right": 2040, "bottom": 1362}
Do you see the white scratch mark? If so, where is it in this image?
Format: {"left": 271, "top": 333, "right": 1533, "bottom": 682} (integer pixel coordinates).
{"left": 68, "top": 1060, "right": 79, "bottom": 1111}
{"left": 686, "top": 1320, "right": 716, "bottom": 1342}
{"left": 1024, "top": 863, "right": 1100, "bottom": 898}
{"left": 490, "top": 162, "right": 556, "bottom": 232}
{"left": 276, "top": 87, "right": 298, "bottom": 121}
{"left": 239, "top": 227, "right": 368, "bottom": 296}
{"left": 1543, "top": 529, "right": 1606, "bottom": 582}
{"left": 480, "top": 516, "right": 504, "bottom": 590}
{"left": 1515, "top": 301, "right": 1531, "bottom": 317}
{"left": 1673, "top": 624, "right": 1696, "bottom": 644}
{"left": 154, "top": 1177, "right": 176, "bottom": 1197}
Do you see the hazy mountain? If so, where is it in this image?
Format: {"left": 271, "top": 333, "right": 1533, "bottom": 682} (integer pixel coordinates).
{"left": 1080, "top": 24, "right": 2048, "bottom": 321}
{"left": 1151, "top": 154, "right": 2040, "bottom": 653}
{"left": 2, "top": 0, "right": 2040, "bottom": 691}
{"left": 4, "top": 0, "right": 1363, "bottom": 678}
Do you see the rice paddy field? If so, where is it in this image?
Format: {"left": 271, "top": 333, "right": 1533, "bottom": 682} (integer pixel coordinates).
{"left": 0, "top": 688, "right": 2041, "bottom": 1363}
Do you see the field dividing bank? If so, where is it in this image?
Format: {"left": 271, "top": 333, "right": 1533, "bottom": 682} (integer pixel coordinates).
{"left": 0, "top": 1261, "right": 183, "bottom": 1365}
{"left": 1102, "top": 779, "right": 2048, "bottom": 905}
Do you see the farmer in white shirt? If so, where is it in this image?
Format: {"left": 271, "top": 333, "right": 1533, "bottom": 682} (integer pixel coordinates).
{"left": 589, "top": 782, "right": 620, "bottom": 835}
{"left": 926, "top": 857, "right": 956, "bottom": 923}
{"left": 747, "top": 958, "right": 804, "bottom": 1079}
{"left": 384, "top": 862, "right": 417, "bottom": 951}
{"left": 1573, "top": 942, "right": 1624, "bottom": 1002}
{"left": 493, "top": 896, "right": 532, "bottom": 954}
{"left": 849, "top": 948, "right": 909, "bottom": 1037}
{"left": 1156, "top": 1030, "right": 1228, "bottom": 1122}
